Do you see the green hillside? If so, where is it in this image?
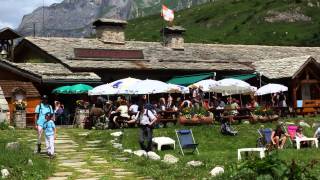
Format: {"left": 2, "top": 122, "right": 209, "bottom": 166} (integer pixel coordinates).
{"left": 126, "top": 0, "right": 320, "bottom": 46}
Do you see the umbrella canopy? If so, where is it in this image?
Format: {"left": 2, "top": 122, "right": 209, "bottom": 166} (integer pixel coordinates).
{"left": 189, "top": 79, "right": 217, "bottom": 92}
{"left": 52, "top": 86, "right": 72, "bottom": 94}
{"left": 88, "top": 84, "right": 110, "bottom": 96}
{"left": 69, "top": 84, "right": 93, "bottom": 94}
{"left": 127, "top": 79, "right": 172, "bottom": 94}
{"left": 88, "top": 77, "right": 141, "bottom": 95}
{"left": 255, "top": 84, "right": 288, "bottom": 96}
{"left": 167, "top": 84, "right": 190, "bottom": 94}
{"left": 211, "top": 78, "right": 257, "bottom": 96}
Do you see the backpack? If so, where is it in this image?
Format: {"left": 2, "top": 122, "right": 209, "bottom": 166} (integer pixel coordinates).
{"left": 221, "top": 122, "right": 238, "bottom": 136}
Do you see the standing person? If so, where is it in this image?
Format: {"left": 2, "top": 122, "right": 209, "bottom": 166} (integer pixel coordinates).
{"left": 54, "top": 101, "right": 64, "bottom": 125}
{"left": 35, "top": 95, "right": 53, "bottom": 153}
{"left": 135, "top": 103, "right": 157, "bottom": 152}
{"left": 314, "top": 126, "right": 320, "bottom": 142}
{"left": 43, "top": 113, "right": 56, "bottom": 158}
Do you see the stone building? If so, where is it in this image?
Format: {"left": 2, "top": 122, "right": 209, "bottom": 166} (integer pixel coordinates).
{"left": 0, "top": 18, "right": 319, "bottom": 110}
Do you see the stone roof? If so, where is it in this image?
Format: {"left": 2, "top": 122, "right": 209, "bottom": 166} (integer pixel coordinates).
{"left": 93, "top": 18, "right": 127, "bottom": 26}
{"left": 0, "top": 27, "right": 21, "bottom": 40}
{"left": 20, "top": 37, "right": 320, "bottom": 78}
{"left": 22, "top": 37, "right": 254, "bottom": 71}
{"left": 0, "top": 59, "right": 101, "bottom": 83}
{"left": 0, "top": 80, "right": 40, "bottom": 98}
{"left": 253, "top": 56, "right": 316, "bottom": 79}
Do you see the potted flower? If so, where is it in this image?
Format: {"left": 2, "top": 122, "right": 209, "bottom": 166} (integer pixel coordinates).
{"left": 179, "top": 106, "right": 214, "bottom": 125}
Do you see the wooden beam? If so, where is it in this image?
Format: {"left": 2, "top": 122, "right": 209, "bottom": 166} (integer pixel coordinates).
{"left": 301, "top": 80, "right": 320, "bottom": 84}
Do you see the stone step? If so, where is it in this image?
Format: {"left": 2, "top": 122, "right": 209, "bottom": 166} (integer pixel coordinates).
{"left": 60, "top": 161, "right": 86, "bottom": 168}
{"left": 86, "top": 140, "right": 102, "bottom": 144}
{"left": 47, "top": 177, "right": 68, "bottom": 180}
{"left": 92, "top": 160, "right": 108, "bottom": 164}
{"left": 114, "top": 171, "right": 135, "bottom": 176}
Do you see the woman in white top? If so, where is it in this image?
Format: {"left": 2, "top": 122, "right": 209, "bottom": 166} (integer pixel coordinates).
{"left": 116, "top": 100, "right": 130, "bottom": 118}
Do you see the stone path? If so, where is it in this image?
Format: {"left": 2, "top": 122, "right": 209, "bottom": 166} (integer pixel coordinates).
{"left": 43, "top": 131, "right": 151, "bottom": 180}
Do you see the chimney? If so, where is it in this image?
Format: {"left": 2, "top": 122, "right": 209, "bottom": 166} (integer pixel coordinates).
{"left": 93, "top": 18, "right": 127, "bottom": 44}
{"left": 161, "top": 26, "right": 186, "bottom": 50}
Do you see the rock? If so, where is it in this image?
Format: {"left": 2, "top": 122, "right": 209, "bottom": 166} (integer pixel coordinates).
{"left": 1, "top": 169, "right": 9, "bottom": 179}
{"left": 299, "top": 121, "right": 311, "bottom": 128}
{"left": 8, "top": 126, "right": 14, "bottom": 130}
{"left": 162, "top": 154, "right": 179, "bottom": 164}
{"left": 112, "top": 143, "right": 123, "bottom": 149}
{"left": 243, "top": 121, "right": 250, "bottom": 124}
{"left": 27, "top": 159, "right": 33, "bottom": 166}
{"left": 147, "top": 151, "right": 161, "bottom": 160}
{"left": 111, "top": 132, "right": 123, "bottom": 137}
{"left": 187, "top": 160, "right": 203, "bottom": 167}
{"left": 210, "top": 166, "right": 224, "bottom": 177}
{"left": 133, "top": 150, "right": 147, "bottom": 157}
{"left": 5, "top": 142, "right": 19, "bottom": 151}
{"left": 110, "top": 140, "right": 116, "bottom": 143}
{"left": 123, "top": 149, "right": 133, "bottom": 154}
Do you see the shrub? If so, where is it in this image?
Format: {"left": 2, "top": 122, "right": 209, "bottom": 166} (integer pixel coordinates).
{"left": 218, "top": 154, "right": 319, "bottom": 179}
{"left": 0, "top": 121, "right": 9, "bottom": 130}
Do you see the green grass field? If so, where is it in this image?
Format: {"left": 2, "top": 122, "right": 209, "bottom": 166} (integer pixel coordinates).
{"left": 0, "top": 130, "right": 55, "bottom": 180}
{"left": 1, "top": 117, "right": 319, "bottom": 179}
{"left": 68, "top": 117, "right": 320, "bottom": 179}
{"left": 126, "top": 0, "right": 320, "bottom": 46}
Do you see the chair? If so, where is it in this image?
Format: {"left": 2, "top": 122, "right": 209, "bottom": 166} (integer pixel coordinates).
{"left": 287, "top": 125, "right": 298, "bottom": 145}
{"left": 175, "top": 129, "right": 199, "bottom": 156}
{"left": 257, "top": 128, "right": 274, "bottom": 151}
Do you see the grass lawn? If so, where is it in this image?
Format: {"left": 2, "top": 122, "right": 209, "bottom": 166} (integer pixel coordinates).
{"left": 0, "top": 129, "right": 55, "bottom": 180}
{"left": 68, "top": 117, "right": 320, "bottom": 179}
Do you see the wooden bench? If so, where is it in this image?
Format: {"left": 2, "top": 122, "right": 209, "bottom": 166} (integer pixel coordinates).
{"left": 295, "top": 100, "right": 320, "bottom": 116}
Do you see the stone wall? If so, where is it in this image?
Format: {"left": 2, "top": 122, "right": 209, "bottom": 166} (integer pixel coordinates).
{"left": 13, "top": 110, "right": 26, "bottom": 128}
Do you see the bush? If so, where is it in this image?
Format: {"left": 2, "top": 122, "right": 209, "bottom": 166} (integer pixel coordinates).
{"left": 218, "top": 154, "right": 319, "bottom": 179}
{"left": 0, "top": 121, "right": 9, "bottom": 130}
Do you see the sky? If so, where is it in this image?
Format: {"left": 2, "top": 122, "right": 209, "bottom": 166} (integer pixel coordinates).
{"left": 0, "top": 0, "right": 63, "bottom": 29}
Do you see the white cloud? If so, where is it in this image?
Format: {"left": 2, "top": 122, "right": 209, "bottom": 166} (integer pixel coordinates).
{"left": 0, "top": 0, "right": 63, "bottom": 29}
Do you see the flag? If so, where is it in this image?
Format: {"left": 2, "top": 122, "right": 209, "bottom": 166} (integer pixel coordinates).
{"left": 161, "top": 5, "right": 174, "bottom": 22}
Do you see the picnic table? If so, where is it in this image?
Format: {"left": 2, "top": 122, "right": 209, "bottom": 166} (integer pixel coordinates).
{"left": 158, "top": 110, "right": 178, "bottom": 127}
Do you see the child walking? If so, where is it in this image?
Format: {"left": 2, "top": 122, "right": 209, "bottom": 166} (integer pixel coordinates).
{"left": 43, "top": 113, "right": 56, "bottom": 158}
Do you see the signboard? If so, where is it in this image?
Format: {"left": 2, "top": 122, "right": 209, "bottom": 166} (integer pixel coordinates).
{"left": 74, "top": 48, "right": 144, "bottom": 59}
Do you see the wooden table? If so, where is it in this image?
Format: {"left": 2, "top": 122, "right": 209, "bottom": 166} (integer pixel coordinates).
{"left": 158, "top": 110, "right": 178, "bottom": 127}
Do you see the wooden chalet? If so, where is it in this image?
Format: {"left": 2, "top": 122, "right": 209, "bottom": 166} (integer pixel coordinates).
{"left": 0, "top": 18, "right": 319, "bottom": 115}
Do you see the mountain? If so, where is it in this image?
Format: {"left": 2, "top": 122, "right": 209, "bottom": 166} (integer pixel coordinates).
{"left": 18, "top": 0, "right": 210, "bottom": 37}
{"left": 126, "top": 0, "right": 320, "bottom": 46}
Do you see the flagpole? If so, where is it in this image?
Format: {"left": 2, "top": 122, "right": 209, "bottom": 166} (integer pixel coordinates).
{"left": 162, "top": 0, "right": 165, "bottom": 45}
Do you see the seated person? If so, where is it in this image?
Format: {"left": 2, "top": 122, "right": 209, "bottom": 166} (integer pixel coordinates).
{"left": 112, "top": 100, "right": 130, "bottom": 127}
{"left": 159, "top": 98, "right": 166, "bottom": 111}
{"left": 314, "top": 126, "right": 320, "bottom": 142}
{"left": 296, "top": 126, "right": 309, "bottom": 147}
{"left": 216, "top": 98, "right": 226, "bottom": 110}
{"left": 129, "top": 102, "right": 139, "bottom": 116}
{"left": 271, "top": 125, "right": 289, "bottom": 149}
{"left": 180, "top": 99, "right": 192, "bottom": 109}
